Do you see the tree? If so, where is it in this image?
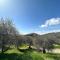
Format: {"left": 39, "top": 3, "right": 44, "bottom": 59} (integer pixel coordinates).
{"left": 0, "top": 18, "right": 8, "bottom": 53}
{"left": 34, "top": 35, "right": 54, "bottom": 54}
{"left": 34, "top": 36, "right": 46, "bottom": 53}
{"left": 26, "top": 36, "right": 33, "bottom": 49}
{"left": 15, "top": 35, "right": 27, "bottom": 49}
{"left": 0, "top": 17, "right": 19, "bottom": 53}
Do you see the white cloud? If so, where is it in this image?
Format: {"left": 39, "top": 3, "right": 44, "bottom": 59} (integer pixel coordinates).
{"left": 40, "top": 25, "right": 47, "bottom": 28}
{"left": 40, "top": 18, "right": 60, "bottom": 28}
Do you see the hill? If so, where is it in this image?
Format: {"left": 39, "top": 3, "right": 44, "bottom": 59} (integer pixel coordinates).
{"left": 25, "top": 32, "right": 60, "bottom": 44}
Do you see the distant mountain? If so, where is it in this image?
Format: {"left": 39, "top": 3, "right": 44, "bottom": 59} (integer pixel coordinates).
{"left": 25, "top": 32, "right": 60, "bottom": 38}
{"left": 25, "top": 33, "right": 40, "bottom": 37}
{"left": 25, "top": 32, "right": 60, "bottom": 44}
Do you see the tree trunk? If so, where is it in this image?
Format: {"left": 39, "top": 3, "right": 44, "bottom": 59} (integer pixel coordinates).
{"left": 29, "top": 45, "right": 31, "bottom": 49}
{"left": 43, "top": 48, "right": 46, "bottom": 54}
{"left": 1, "top": 35, "right": 5, "bottom": 53}
{"left": 1, "top": 39, "right": 4, "bottom": 53}
{"left": 2, "top": 47, "right": 4, "bottom": 53}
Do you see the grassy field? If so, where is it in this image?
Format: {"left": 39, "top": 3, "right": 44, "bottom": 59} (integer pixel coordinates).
{"left": 0, "top": 48, "right": 60, "bottom": 60}
{"left": 54, "top": 44, "right": 60, "bottom": 48}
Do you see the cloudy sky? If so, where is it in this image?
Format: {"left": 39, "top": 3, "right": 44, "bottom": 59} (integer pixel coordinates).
{"left": 0, "top": 0, "right": 60, "bottom": 35}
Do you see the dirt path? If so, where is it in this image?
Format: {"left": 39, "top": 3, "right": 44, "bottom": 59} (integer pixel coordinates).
{"left": 52, "top": 48, "right": 60, "bottom": 53}
{"left": 49, "top": 48, "right": 60, "bottom": 53}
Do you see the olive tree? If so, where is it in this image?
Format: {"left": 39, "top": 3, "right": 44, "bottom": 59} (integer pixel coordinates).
{"left": 34, "top": 35, "right": 54, "bottom": 54}
{"left": 26, "top": 36, "right": 34, "bottom": 49}
{"left": 0, "top": 18, "right": 19, "bottom": 53}
{"left": 15, "top": 35, "right": 27, "bottom": 49}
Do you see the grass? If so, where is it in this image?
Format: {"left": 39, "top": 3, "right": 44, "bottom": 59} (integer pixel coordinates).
{"left": 54, "top": 44, "right": 60, "bottom": 48}
{"left": 31, "top": 51, "right": 60, "bottom": 60}
{"left": 19, "top": 44, "right": 29, "bottom": 49}
{"left": 5, "top": 48, "right": 21, "bottom": 54}
{"left": 0, "top": 47, "right": 60, "bottom": 60}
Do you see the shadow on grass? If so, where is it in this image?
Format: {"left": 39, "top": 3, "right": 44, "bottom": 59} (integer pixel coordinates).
{"left": 0, "top": 48, "right": 44, "bottom": 60}
{"left": 17, "top": 48, "right": 42, "bottom": 53}
{"left": 0, "top": 53, "right": 44, "bottom": 60}
{"left": 0, "top": 48, "right": 60, "bottom": 60}
{"left": 17, "top": 48, "right": 44, "bottom": 60}
{"left": 17, "top": 48, "right": 34, "bottom": 53}
{"left": 46, "top": 53, "right": 60, "bottom": 60}
{"left": 0, "top": 53, "right": 32, "bottom": 60}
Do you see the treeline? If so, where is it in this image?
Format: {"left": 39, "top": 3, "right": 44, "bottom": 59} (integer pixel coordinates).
{"left": 0, "top": 18, "right": 60, "bottom": 54}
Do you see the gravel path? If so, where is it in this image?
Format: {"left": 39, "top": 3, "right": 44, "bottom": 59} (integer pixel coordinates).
{"left": 46, "top": 48, "right": 60, "bottom": 53}
{"left": 52, "top": 48, "right": 60, "bottom": 53}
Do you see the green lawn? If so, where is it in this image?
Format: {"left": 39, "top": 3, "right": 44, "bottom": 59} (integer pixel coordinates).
{"left": 54, "top": 44, "right": 60, "bottom": 48}
{"left": 0, "top": 48, "right": 60, "bottom": 60}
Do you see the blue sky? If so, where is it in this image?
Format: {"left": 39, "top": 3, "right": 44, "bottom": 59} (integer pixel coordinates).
{"left": 0, "top": 0, "right": 60, "bottom": 34}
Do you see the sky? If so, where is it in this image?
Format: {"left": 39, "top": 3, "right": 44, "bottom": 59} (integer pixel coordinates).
{"left": 0, "top": 0, "right": 60, "bottom": 35}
